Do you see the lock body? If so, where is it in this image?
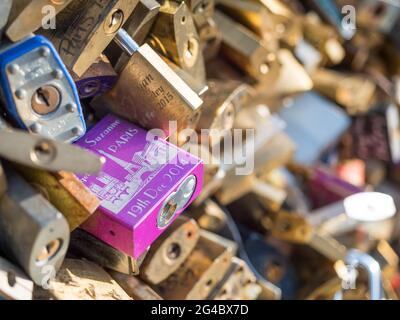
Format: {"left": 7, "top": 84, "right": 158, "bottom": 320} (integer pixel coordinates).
{"left": 152, "top": 230, "right": 235, "bottom": 300}
{"left": 0, "top": 35, "right": 86, "bottom": 142}
{"left": 97, "top": 31, "right": 203, "bottom": 137}
{"left": 140, "top": 217, "right": 200, "bottom": 284}
{"left": 75, "top": 114, "right": 203, "bottom": 258}
{"left": 40, "top": 0, "right": 138, "bottom": 77}
{"left": 0, "top": 167, "right": 70, "bottom": 285}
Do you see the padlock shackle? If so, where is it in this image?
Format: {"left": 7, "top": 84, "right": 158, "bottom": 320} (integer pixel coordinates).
{"left": 345, "top": 249, "right": 383, "bottom": 300}
{"left": 114, "top": 29, "right": 140, "bottom": 57}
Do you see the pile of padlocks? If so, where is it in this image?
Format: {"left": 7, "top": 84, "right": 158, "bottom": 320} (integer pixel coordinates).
{"left": 1, "top": 0, "right": 400, "bottom": 300}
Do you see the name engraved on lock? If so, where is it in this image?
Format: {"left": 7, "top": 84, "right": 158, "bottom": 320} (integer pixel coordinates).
{"left": 58, "top": 0, "right": 109, "bottom": 61}
{"left": 77, "top": 116, "right": 188, "bottom": 216}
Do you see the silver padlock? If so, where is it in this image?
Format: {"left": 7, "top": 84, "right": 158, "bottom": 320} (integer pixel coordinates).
{"left": 334, "top": 249, "right": 383, "bottom": 300}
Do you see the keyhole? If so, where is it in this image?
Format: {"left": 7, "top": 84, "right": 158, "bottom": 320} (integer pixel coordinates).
{"left": 7, "top": 272, "right": 16, "bottom": 287}
{"left": 183, "top": 37, "right": 199, "bottom": 67}
{"left": 166, "top": 242, "right": 182, "bottom": 260}
{"left": 31, "top": 85, "right": 60, "bottom": 115}
{"left": 36, "top": 87, "right": 50, "bottom": 107}
{"left": 104, "top": 9, "right": 124, "bottom": 34}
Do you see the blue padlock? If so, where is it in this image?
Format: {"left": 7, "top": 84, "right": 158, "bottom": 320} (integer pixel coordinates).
{"left": 0, "top": 35, "right": 85, "bottom": 143}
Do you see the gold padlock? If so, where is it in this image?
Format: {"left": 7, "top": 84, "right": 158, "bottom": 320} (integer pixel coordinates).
{"left": 140, "top": 217, "right": 200, "bottom": 285}
{"left": 39, "top": 0, "right": 138, "bottom": 77}
{"left": 96, "top": 29, "right": 203, "bottom": 138}
{"left": 149, "top": 0, "right": 206, "bottom": 86}
{"left": 151, "top": 230, "right": 236, "bottom": 300}
{"left": 214, "top": 10, "right": 280, "bottom": 84}
{"left": 6, "top": 0, "right": 73, "bottom": 42}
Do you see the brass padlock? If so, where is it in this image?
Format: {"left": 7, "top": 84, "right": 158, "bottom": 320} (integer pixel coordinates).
{"left": 311, "top": 69, "right": 377, "bottom": 116}
{"left": 109, "top": 0, "right": 160, "bottom": 72}
{"left": 149, "top": 0, "right": 207, "bottom": 87}
{"left": 140, "top": 217, "right": 200, "bottom": 285}
{"left": 6, "top": 0, "right": 73, "bottom": 42}
{"left": 214, "top": 10, "right": 280, "bottom": 85}
{"left": 39, "top": 0, "right": 138, "bottom": 77}
{"left": 95, "top": 29, "right": 203, "bottom": 138}
{"left": 196, "top": 80, "right": 252, "bottom": 146}
{"left": 151, "top": 229, "right": 236, "bottom": 299}
{"left": 210, "top": 257, "right": 262, "bottom": 300}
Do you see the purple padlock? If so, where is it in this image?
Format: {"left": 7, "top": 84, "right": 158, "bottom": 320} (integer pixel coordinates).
{"left": 75, "top": 114, "right": 204, "bottom": 258}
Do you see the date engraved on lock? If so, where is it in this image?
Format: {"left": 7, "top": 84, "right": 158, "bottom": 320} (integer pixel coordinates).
{"left": 137, "top": 73, "right": 175, "bottom": 111}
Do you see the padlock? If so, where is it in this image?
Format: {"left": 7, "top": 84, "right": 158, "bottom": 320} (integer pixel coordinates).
{"left": 39, "top": 0, "right": 138, "bottom": 77}
{"left": 196, "top": 80, "right": 252, "bottom": 146}
{"left": 311, "top": 68, "right": 377, "bottom": 115}
{"left": 279, "top": 91, "right": 351, "bottom": 166}
{"left": 75, "top": 114, "right": 203, "bottom": 259}
{"left": 183, "top": 0, "right": 215, "bottom": 27}
{"left": 307, "top": 192, "right": 396, "bottom": 261}
{"left": 345, "top": 103, "right": 400, "bottom": 164}
{"left": 0, "top": 0, "right": 11, "bottom": 41}
{"left": 214, "top": 10, "right": 280, "bottom": 84}
{"left": 226, "top": 179, "right": 288, "bottom": 229}
{"left": 140, "top": 217, "right": 200, "bottom": 284}
{"left": 107, "top": 0, "right": 160, "bottom": 72}
{"left": 334, "top": 249, "right": 383, "bottom": 300}
{"left": 15, "top": 167, "right": 100, "bottom": 231}
{"left": 0, "top": 166, "right": 70, "bottom": 285}
{"left": 301, "top": 13, "right": 346, "bottom": 66}
{"left": 151, "top": 229, "right": 236, "bottom": 300}
{"left": 109, "top": 270, "right": 163, "bottom": 300}
{"left": 188, "top": 199, "right": 228, "bottom": 233}
{"left": 256, "top": 0, "right": 303, "bottom": 47}
{"left": 216, "top": 105, "right": 295, "bottom": 205}
{"left": 210, "top": 257, "right": 262, "bottom": 300}
{"left": 0, "top": 256, "right": 33, "bottom": 300}
{"left": 33, "top": 258, "right": 131, "bottom": 300}
{"left": 149, "top": 0, "right": 207, "bottom": 87}
{"left": 72, "top": 54, "right": 118, "bottom": 99}
{"left": 255, "top": 48, "right": 313, "bottom": 98}
{"left": 0, "top": 35, "right": 86, "bottom": 143}
{"left": 94, "top": 29, "right": 203, "bottom": 138}
{"left": 5, "top": 0, "right": 73, "bottom": 42}
{"left": 301, "top": 166, "right": 363, "bottom": 209}
{"left": 69, "top": 229, "right": 147, "bottom": 275}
